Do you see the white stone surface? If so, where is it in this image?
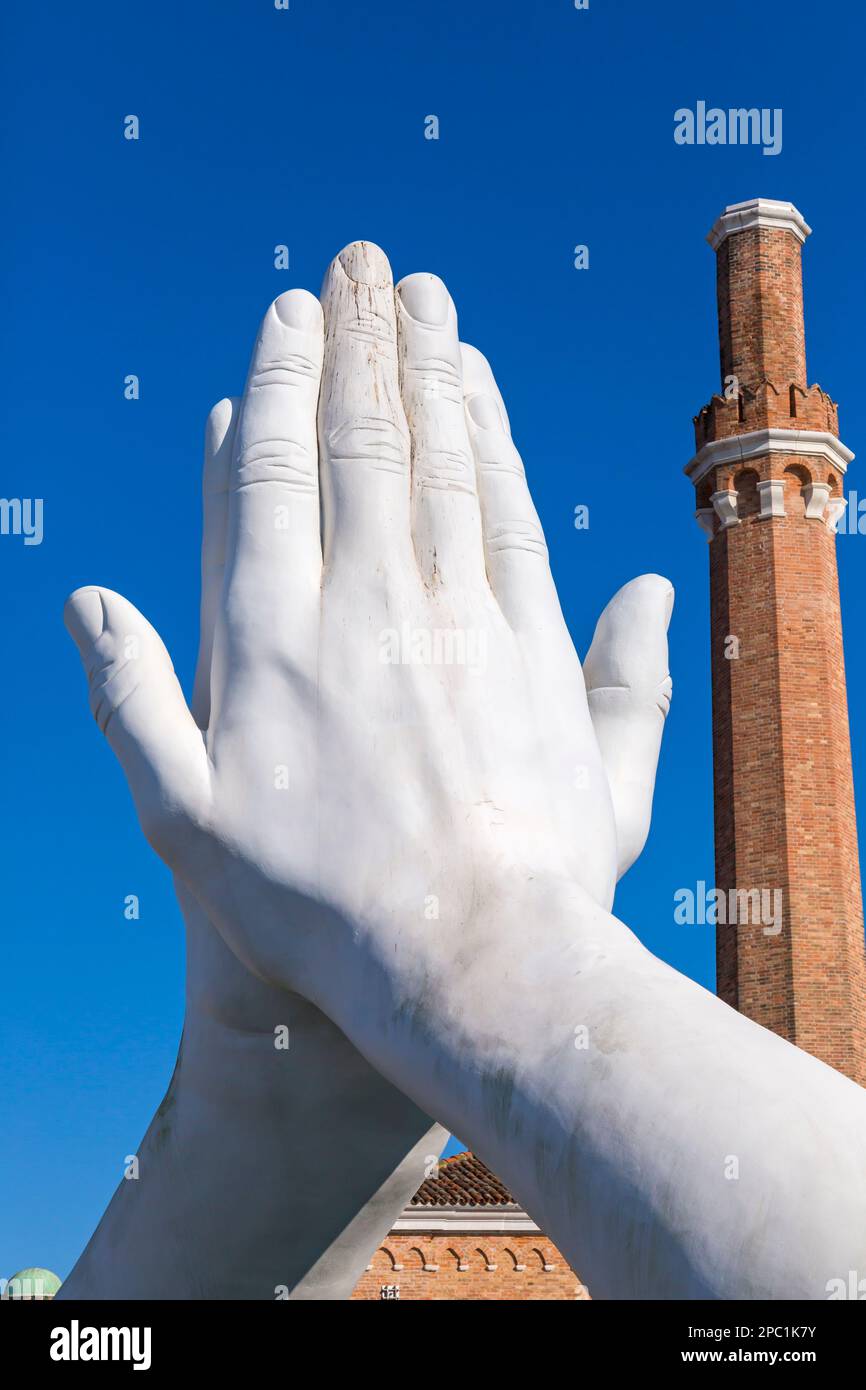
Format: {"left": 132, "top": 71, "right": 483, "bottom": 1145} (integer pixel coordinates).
{"left": 804, "top": 481, "right": 832, "bottom": 520}
{"left": 825, "top": 497, "right": 848, "bottom": 533}
{"left": 757, "top": 478, "right": 786, "bottom": 519}
{"left": 694, "top": 506, "right": 715, "bottom": 539}
{"left": 711, "top": 489, "right": 740, "bottom": 529}
{"left": 707, "top": 198, "right": 812, "bottom": 250}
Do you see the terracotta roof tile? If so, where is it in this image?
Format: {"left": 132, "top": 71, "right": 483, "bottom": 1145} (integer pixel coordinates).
{"left": 410, "top": 1152, "right": 517, "bottom": 1207}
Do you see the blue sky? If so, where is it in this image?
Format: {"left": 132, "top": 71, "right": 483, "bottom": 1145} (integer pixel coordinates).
{"left": 2, "top": 0, "right": 866, "bottom": 1280}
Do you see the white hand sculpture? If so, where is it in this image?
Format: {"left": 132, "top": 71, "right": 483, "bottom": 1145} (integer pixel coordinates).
{"left": 62, "top": 245, "right": 670, "bottom": 1300}
{"left": 65, "top": 243, "right": 671, "bottom": 1000}
{"left": 65, "top": 242, "right": 866, "bottom": 1300}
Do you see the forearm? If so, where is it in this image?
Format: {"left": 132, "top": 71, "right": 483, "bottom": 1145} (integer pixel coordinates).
{"left": 333, "top": 876, "right": 866, "bottom": 1300}
{"left": 60, "top": 995, "right": 443, "bottom": 1300}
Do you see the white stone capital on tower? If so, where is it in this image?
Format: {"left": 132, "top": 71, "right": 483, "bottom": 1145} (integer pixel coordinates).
{"left": 707, "top": 199, "right": 812, "bottom": 251}
{"left": 695, "top": 506, "right": 716, "bottom": 540}
{"left": 804, "top": 481, "right": 832, "bottom": 520}
{"left": 825, "top": 497, "right": 848, "bottom": 533}
{"left": 711, "top": 490, "right": 739, "bottom": 529}
{"left": 757, "top": 479, "right": 786, "bottom": 520}
{"left": 685, "top": 428, "right": 854, "bottom": 487}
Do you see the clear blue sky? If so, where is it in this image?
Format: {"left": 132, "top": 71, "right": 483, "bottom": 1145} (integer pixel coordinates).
{"left": 3, "top": 0, "right": 865, "bottom": 1280}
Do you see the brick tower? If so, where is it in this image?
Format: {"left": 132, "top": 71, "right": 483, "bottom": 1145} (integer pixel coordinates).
{"left": 687, "top": 198, "right": 866, "bottom": 1087}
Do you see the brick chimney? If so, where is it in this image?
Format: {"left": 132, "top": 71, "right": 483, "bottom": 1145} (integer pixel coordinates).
{"left": 687, "top": 198, "right": 866, "bottom": 1087}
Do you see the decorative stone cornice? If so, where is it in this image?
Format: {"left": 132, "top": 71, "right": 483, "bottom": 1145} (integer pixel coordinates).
{"left": 393, "top": 1204, "right": 540, "bottom": 1234}
{"left": 707, "top": 198, "right": 812, "bottom": 251}
{"left": 686, "top": 428, "right": 854, "bottom": 487}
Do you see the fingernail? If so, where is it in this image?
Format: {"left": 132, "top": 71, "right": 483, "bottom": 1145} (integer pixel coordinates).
{"left": 467, "top": 393, "right": 503, "bottom": 430}
{"left": 397, "top": 274, "right": 450, "bottom": 326}
{"left": 338, "top": 241, "right": 392, "bottom": 287}
{"left": 273, "top": 290, "right": 321, "bottom": 331}
{"left": 64, "top": 588, "right": 105, "bottom": 651}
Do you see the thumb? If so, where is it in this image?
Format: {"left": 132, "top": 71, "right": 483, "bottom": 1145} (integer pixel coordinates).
{"left": 64, "top": 586, "right": 211, "bottom": 865}
{"left": 583, "top": 574, "right": 674, "bottom": 881}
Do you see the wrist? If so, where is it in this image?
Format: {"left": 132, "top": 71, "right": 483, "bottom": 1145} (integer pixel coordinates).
{"left": 334, "top": 871, "right": 623, "bottom": 1131}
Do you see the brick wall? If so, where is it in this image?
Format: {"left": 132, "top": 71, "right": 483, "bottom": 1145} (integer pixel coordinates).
{"left": 351, "top": 1233, "right": 589, "bottom": 1300}
{"left": 694, "top": 204, "right": 866, "bottom": 1087}
{"left": 708, "top": 458, "right": 866, "bottom": 1083}
{"left": 715, "top": 225, "right": 807, "bottom": 393}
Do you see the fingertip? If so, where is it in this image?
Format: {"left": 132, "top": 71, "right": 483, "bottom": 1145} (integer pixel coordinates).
{"left": 623, "top": 574, "right": 675, "bottom": 629}
{"left": 204, "top": 397, "right": 239, "bottom": 462}
{"left": 459, "top": 341, "right": 493, "bottom": 392}
{"left": 605, "top": 575, "right": 674, "bottom": 630}
{"left": 336, "top": 241, "right": 392, "bottom": 287}
{"left": 272, "top": 288, "right": 323, "bottom": 333}
{"left": 396, "top": 273, "right": 451, "bottom": 327}
{"left": 460, "top": 342, "right": 511, "bottom": 435}
{"left": 64, "top": 587, "right": 105, "bottom": 651}
{"left": 585, "top": 576, "right": 674, "bottom": 693}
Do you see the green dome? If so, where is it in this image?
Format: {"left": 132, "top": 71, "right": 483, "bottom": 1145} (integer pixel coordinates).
{"left": 5, "top": 1267, "right": 62, "bottom": 1299}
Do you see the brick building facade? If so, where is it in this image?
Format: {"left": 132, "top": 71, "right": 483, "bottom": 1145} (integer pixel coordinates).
{"left": 351, "top": 1152, "right": 588, "bottom": 1300}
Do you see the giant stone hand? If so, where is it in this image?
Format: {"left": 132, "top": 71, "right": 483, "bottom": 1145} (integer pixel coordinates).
{"left": 64, "top": 242, "right": 685, "bottom": 1299}
{"left": 65, "top": 242, "right": 672, "bottom": 1022}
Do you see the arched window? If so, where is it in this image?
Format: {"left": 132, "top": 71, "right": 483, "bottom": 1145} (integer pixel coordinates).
{"left": 531, "top": 1246, "right": 556, "bottom": 1271}
{"left": 734, "top": 469, "right": 760, "bottom": 519}
{"left": 783, "top": 463, "right": 812, "bottom": 514}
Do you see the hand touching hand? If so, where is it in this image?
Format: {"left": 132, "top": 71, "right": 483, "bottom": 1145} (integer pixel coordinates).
{"left": 65, "top": 242, "right": 673, "bottom": 1029}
